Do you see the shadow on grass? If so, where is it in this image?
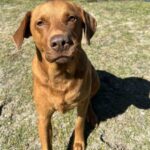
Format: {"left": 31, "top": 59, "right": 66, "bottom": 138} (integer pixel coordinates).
{"left": 67, "top": 70, "right": 150, "bottom": 149}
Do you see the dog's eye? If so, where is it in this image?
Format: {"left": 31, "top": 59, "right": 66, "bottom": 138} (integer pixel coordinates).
{"left": 68, "top": 16, "right": 77, "bottom": 23}
{"left": 36, "top": 20, "right": 45, "bottom": 27}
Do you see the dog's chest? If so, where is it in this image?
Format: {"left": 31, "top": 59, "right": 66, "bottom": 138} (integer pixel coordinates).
{"left": 48, "top": 78, "right": 87, "bottom": 113}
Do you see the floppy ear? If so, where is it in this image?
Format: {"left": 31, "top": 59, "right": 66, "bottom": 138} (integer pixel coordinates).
{"left": 81, "top": 10, "right": 97, "bottom": 45}
{"left": 13, "top": 11, "right": 31, "bottom": 49}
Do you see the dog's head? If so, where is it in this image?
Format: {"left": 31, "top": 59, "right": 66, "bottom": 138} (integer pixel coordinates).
{"left": 13, "top": 0, "right": 97, "bottom": 64}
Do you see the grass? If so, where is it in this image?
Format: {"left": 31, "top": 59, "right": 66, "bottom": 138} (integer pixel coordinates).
{"left": 0, "top": 0, "right": 150, "bottom": 150}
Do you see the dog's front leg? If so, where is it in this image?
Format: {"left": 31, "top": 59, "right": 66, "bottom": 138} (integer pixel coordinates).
{"left": 38, "top": 111, "right": 54, "bottom": 150}
{"left": 74, "top": 99, "right": 89, "bottom": 150}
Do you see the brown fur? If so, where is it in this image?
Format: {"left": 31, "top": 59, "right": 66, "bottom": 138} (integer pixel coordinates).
{"left": 13, "top": 1, "right": 100, "bottom": 150}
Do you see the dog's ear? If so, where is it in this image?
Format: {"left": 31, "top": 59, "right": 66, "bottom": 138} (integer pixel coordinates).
{"left": 81, "top": 9, "right": 97, "bottom": 45}
{"left": 13, "top": 11, "right": 31, "bottom": 49}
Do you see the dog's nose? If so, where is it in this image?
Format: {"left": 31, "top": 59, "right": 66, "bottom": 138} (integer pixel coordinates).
{"left": 50, "top": 35, "right": 72, "bottom": 51}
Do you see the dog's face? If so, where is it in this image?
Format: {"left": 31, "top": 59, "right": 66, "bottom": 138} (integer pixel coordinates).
{"left": 31, "top": 1, "right": 83, "bottom": 64}
{"left": 13, "top": 0, "right": 97, "bottom": 64}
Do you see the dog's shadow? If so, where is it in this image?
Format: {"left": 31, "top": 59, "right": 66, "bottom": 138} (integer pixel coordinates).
{"left": 67, "top": 70, "right": 150, "bottom": 149}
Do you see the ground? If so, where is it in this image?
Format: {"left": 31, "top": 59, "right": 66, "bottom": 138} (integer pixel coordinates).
{"left": 0, "top": 0, "right": 150, "bottom": 150}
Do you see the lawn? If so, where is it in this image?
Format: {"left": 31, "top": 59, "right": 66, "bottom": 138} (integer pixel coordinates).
{"left": 0, "top": 0, "right": 150, "bottom": 150}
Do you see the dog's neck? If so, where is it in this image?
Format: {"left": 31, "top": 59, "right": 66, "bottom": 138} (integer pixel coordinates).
{"left": 47, "top": 61, "right": 77, "bottom": 80}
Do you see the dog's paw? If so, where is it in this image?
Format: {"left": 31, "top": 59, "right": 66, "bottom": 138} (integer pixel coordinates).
{"left": 73, "top": 141, "right": 85, "bottom": 150}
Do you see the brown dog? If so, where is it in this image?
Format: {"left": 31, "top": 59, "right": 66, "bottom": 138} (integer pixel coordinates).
{"left": 13, "top": 0, "right": 100, "bottom": 150}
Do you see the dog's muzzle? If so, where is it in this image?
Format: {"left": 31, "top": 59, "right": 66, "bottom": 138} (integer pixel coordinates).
{"left": 45, "top": 34, "right": 74, "bottom": 64}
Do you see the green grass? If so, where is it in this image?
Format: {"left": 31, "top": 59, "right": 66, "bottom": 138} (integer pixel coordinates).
{"left": 0, "top": 0, "right": 150, "bottom": 150}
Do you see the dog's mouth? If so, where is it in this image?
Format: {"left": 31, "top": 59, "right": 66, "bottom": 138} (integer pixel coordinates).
{"left": 45, "top": 44, "right": 79, "bottom": 64}
{"left": 52, "top": 56, "right": 73, "bottom": 64}
{"left": 45, "top": 53, "right": 73, "bottom": 64}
